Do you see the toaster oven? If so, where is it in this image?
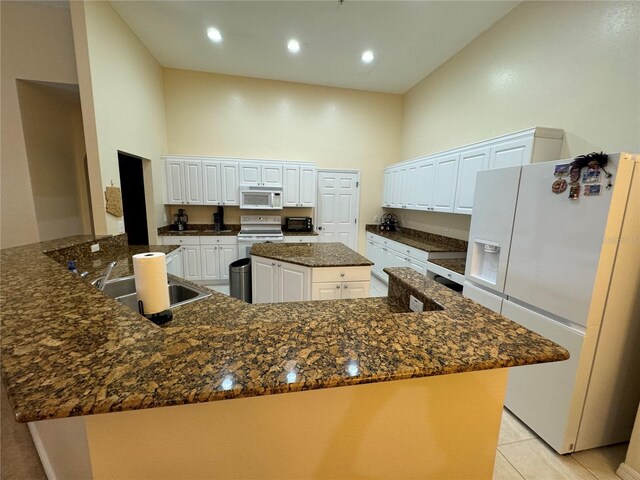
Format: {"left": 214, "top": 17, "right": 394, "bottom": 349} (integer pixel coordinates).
{"left": 285, "top": 217, "right": 313, "bottom": 232}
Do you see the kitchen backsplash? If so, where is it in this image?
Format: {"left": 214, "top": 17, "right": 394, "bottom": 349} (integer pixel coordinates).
{"left": 165, "top": 205, "right": 313, "bottom": 226}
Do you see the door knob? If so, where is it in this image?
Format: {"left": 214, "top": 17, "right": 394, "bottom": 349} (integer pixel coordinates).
{"left": 318, "top": 226, "right": 323, "bottom": 230}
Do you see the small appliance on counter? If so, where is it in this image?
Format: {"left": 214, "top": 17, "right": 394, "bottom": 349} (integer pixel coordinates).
{"left": 285, "top": 216, "right": 313, "bottom": 232}
{"left": 213, "top": 206, "right": 225, "bottom": 232}
{"left": 379, "top": 213, "right": 399, "bottom": 231}
{"left": 173, "top": 209, "right": 188, "bottom": 231}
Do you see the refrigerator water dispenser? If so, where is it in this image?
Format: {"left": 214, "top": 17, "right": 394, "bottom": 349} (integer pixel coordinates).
{"left": 470, "top": 240, "right": 501, "bottom": 286}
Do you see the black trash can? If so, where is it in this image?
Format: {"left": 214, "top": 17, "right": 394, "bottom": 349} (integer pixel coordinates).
{"left": 230, "top": 258, "right": 252, "bottom": 303}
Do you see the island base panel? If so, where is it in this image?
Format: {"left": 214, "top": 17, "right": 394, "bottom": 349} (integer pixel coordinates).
{"left": 85, "top": 369, "right": 508, "bottom": 479}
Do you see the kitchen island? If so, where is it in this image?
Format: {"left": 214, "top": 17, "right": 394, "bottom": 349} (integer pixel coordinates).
{"left": 251, "top": 241, "right": 374, "bottom": 302}
{"left": 0, "top": 235, "right": 568, "bottom": 479}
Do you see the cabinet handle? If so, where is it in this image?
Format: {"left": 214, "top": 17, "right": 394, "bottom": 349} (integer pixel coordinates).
{"left": 336, "top": 285, "right": 340, "bottom": 289}
{"left": 340, "top": 273, "right": 345, "bottom": 277}
{"left": 343, "top": 284, "right": 348, "bottom": 288}
{"left": 271, "top": 262, "right": 276, "bottom": 266}
{"left": 278, "top": 264, "right": 282, "bottom": 267}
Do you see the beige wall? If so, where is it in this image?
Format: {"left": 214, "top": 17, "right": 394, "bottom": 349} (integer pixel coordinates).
{"left": 163, "top": 69, "right": 403, "bottom": 252}
{"left": 397, "top": 1, "right": 640, "bottom": 239}
{"left": 0, "top": 1, "right": 79, "bottom": 248}
{"left": 17, "top": 81, "right": 92, "bottom": 241}
{"left": 70, "top": 1, "right": 168, "bottom": 244}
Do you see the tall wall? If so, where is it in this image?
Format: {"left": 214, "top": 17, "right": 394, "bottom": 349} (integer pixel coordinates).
{"left": 397, "top": 1, "right": 640, "bottom": 239}
{"left": 70, "top": 1, "right": 168, "bottom": 244}
{"left": 0, "top": 1, "right": 80, "bottom": 248}
{"left": 163, "top": 69, "right": 403, "bottom": 252}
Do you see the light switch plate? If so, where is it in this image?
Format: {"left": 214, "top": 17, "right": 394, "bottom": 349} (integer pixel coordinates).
{"left": 90, "top": 243, "right": 100, "bottom": 253}
{"left": 409, "top": 295, "right": 424, "bottom": 312}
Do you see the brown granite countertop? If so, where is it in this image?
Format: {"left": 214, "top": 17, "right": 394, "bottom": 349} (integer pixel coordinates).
{"left": 1, "top": 236, "right": 567, "bottom": 423}
{"left": 366, "top": 224, "right": 467, "bottom": 254}
{"left": 251, "top": 242, "right": 373, "bottom": 267}
{"left": 428, "top": 258, "right": 467, "bottom": 276}
{"left": 158, "top": 224, "right": 240, "bottom": 237}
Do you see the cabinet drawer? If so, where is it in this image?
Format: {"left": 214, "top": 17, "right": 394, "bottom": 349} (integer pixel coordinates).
{"left": 199, "top": 236, "right": 237, "bottom": 245}
{"left": 161, "top": 236, "right": 201, "bottom": 246}
{"left": 312, "top": 266, "right": 371, "bottom": 283}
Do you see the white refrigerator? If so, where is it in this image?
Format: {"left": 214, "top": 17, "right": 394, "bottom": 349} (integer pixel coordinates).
{"left": 463, "top": 152, "right": 640, "bottom": 454}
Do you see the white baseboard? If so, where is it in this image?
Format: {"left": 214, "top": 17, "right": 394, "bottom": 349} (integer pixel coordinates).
{"left": 617, "top": 463, "right": 640, "bottom": 480}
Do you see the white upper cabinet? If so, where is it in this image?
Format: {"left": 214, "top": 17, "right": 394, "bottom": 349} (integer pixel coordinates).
{"left": 240, "top": 162, "right": 283, "bottom": 187}
{"left": 432, "top": 153, "right": 460, "bottom": 213}
{"left": 165, "top": 160, "right": 184, "bottom": 204}
{"left": 202, "top": 160, "right": 239, "bottom": 206}
{"left": 454, "top": 147, "right": 490, "bottom": 215}
{"left": 283, "top": 163, "right": 317, "bottom": 207}
{"left": 381, "top": 128, "right": 563, "bottom": 215}
{"left": 165, "top": 157, "right": 309, "bottom": 206}
{"left": 489, "top": 137, "right": 533, "bottom": 169}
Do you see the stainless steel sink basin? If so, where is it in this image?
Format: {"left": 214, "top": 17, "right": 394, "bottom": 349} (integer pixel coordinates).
{"left": 92, "top": 275, "right": 211, "bottom": 312}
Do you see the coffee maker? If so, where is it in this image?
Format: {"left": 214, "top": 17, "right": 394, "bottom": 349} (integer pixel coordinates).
{"left": 174, "top": 209, "right": 188, "bottom": 231}
{"left": 213, "top": 206, "right": 224, "bottom": 232}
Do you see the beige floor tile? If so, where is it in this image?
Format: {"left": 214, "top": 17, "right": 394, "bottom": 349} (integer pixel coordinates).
{"left": 499, "top": 438, "right": 596, "bottom": 480}
{"left": 498, "top": 408, "right": 537, "bottom": 446}
{"left": 571, "top": 443, "right": 628, "bottom": 480}
{"left": 493, "top": 451, "right": 525, "bottom": 480}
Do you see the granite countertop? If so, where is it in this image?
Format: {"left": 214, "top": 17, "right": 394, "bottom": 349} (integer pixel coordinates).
{"left": 366, "top": 225, "right": 467, "bottom": 254}
{"left": 1, "top": 236, "right": 568, "bottom": 423}
{"left": 428, "top": 258, "right": 467, "bottom": 276}
{"left": 251, "top": 242, "right": 373, "bottom": 268}
{"left": 282, "top": 230, "right": 319, "bottom": 236}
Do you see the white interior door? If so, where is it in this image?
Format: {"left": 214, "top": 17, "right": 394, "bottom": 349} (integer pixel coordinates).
{"left": 316, "top": 171, "right": 360, "bottom": 250}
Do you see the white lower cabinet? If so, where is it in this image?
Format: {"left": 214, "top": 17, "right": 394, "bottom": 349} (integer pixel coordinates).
{"left": 251, "top": 256, "right": 311, "bottom": 304}
{"left": 200, "top": 237, "right": 238, "bottom": 282}
{"left": 283, "top": 236, "right": 318, "bottom": 243}
{"left": 311, "top": 266, "right": 371, "bottom": 300}
{"left": 366, "top": 232, "right": 463, "bottom": 284}
{"left": 165, "top": 249, "right": 183, "bottom": 278}
{"left": 161, "top": 235, "right": 237, "bottom": 283}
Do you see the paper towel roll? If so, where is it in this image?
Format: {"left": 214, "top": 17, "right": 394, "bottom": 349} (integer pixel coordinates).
{"left": 133, "top": 252, "right": 170, "bottom": 315}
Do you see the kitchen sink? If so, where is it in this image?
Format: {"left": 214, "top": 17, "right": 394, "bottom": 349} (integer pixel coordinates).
{"left": 92, "top": 275, "right": 211, "bottom": 312}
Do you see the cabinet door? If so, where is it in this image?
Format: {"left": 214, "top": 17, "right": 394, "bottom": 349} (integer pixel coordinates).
{"left": 390, "top": 169, "right": 401, "bottom": 207}
{"left": 299, "top": 166, "right": 317, "bottom": 207}
{"left": 311, "top": 282, "right": 342, "bottom": 300}
{"left": 220, "top": 162, "right": 239, "bottom": 205}
{"left": 382, "top": 169, "right": 393, "bottom": 207}
{"left": 405, "top": 164, "right": 419, "bottom": 209}
{"left": 278, "top": 261, "right": 310, "bottom": 302}
{"left": 218, "top": 244, "right": 238, "bottom": 281}
{"left": 489, "top": 137, "right": 533, "bottom": 169}
{"left": 166, "top": 250, "right": 183, "bottom": 278}
{"left": 432, "top": 153, "right": 459, "bottom": 213}
{"left": 366, "top": 240, "right": 382, "bottom": 277}
{"left": 183, "top": 160, "right": 203, "bottom": 204}
{"left": 239, "top": 163, "right": 261, "bottom": 186}
{"left": 454, "top": 146, "right": 490, "bottom": 215}
{"left": 415, "top": 159, "right": 436, "bottom": 210}
{"left": 202, "top": 161, "right": 221, "bottom": 205}
{"left": 181, "top": 245, "right": 202, "bottom": 281}
{"left": 262, "top": 164, "right": 283, "bottom": 186}
{"left": 200, "top": 245, "right": 220, "bottom": 281}
{"left": 282, "top": 164, "right": 300, "bottom": 207}
{"left": 341, "top": 281, "right": 369, "bottom": 299}
{"left": 252, "top": 257, "right": 277, "bottom": 304}
{"left": 165, "top": 160, "right": 184, "bottom": 204}
{"left": 398, "top": 166, "right": 409, "bottom": 207}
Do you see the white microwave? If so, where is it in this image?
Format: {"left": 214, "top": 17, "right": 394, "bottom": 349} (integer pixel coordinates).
{"left": 239, "top": 186, "right": 283, "bottom": 210}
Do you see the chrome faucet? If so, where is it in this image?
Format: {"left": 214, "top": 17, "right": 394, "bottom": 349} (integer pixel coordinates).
{"left": 96, "top": 261, "right": 117, "bottom": 291}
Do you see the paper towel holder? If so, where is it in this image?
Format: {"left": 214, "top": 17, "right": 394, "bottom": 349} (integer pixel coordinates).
{"left": 138, "top": 300, "right": 173, "bottom": 326}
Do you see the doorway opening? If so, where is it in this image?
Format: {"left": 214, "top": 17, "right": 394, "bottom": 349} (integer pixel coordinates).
{"left": 118, "top": 152, "right": 149, "bottom": 245}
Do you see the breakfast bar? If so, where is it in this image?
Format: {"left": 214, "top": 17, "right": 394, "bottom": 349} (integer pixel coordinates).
{"left": 0, "top": 235, "right": 568, "bottom": 479}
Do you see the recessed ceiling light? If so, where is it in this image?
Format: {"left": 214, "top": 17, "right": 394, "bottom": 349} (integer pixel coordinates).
{"left": 207, "top": 27, "right": 223, "bottom": 43}
{"left": 287, "top": 39, "right": 300, "bottom": 53}
{"left": 361, "top": 50, "right": 375, "bottom": 64}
